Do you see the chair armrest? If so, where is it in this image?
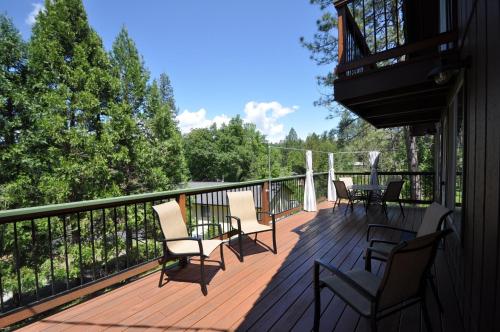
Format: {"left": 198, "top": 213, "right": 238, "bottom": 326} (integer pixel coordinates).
{"left": 159, "top": 236, "right": 204, "bottom": 256}
{"left": 369, "top": 239, "right": 399, "bottom": 246}
{"left": 314, "top": 259, "right": 376, "bottom": 301}
{"left": 366, "top": 224, "right": 417, "bottom": 241}
{"left": 257, "top": 211, "right": 276, "bottom": 225}
{"left": 191, "top": 223, "right": 223, "bottom": 240}
{"left": 365, "top": 246, "right": 392, "bottom": 270}
{"left": 226, "top": 215, "right": 242, "bottom": 232}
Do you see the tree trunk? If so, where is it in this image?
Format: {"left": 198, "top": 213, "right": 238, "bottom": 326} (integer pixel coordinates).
{"left": 404, "top": 127, "right": 421, "bottom": 201}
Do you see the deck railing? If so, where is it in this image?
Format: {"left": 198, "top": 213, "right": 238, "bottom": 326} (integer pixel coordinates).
{"left": 334, "top": 0, "right": 457, "bottom": 76}
{"left": 0, "top": 171, "right": 431, "bottom": 326}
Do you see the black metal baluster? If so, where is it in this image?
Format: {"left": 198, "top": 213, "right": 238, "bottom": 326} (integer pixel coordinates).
{"left": 194, "top": 195, "right": 199, "bottom": 238}
{"left": 152, "top": 202, "right": 157, "bottom": 258}
{"left": 47, "top": 217, "right": 55, "bottom": 295}
{"left": 383, "top": 0, "right": 388, "bottom": 49}
{"left": 144, "top": 203, "right": 148, "bottom": 260}
{"left": 124, "top": 205, "right": 130, "bottom": 268}
{"left": 372, "top": 0, "right": 377, "bottom": 52}
{"left": 395, "top": 0, "right": 400, "bottom": 45}
{"left": 30, "top": 220, "right": 40, "bottom": 300}
{"left": 13, "top": 222, "right": 22, "bottom": 305}
{"left": 113, "top": 207, "right": 119, "bottom": 273}
{"left": 77, "top": 213, "right": 83, "bottom": 285}
{"left": 62, "top": 215, "right": 70, "bottom": 290}
{"left": 102, "top": 209, "right": 108, "bottom": 275}
{"left": 90, "top": 210, "right": 96, "bottom": 280}
{"left": 134, "top": 204, "right": 139, "bottom": 263}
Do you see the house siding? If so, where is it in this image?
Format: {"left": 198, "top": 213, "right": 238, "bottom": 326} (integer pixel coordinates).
{"left": 444, "top": 1, "right": 500, "bottom": 331}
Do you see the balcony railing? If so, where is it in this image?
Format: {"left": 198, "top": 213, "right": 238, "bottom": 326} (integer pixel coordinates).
{"left": 335, "top": 0, "right": 457, "bottom": 77}
{"left": 0, "top": 171, "right": 432, "bottom": 327}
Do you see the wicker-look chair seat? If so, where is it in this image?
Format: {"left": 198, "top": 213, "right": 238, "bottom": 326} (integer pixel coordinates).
{"left": 237, "top": 222, "right": 272, "bottom": 234}
{"left": 322, "top": 270, "right": 381, "bottom": 316}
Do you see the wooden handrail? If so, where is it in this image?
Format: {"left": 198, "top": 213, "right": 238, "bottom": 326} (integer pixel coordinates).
{"left": 336, "top": 31, "right": 458, "bottom": 74}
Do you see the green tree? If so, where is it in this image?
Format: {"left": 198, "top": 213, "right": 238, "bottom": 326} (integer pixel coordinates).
{"left": 0, "top": 14, "right": 28, "bottom": 205}
{"left": 158, "top": 72, "right": 177, "bottom": 115}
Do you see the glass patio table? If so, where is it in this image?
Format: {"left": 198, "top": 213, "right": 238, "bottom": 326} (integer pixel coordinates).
{"left": 347, "top": 184, "right": 387, "bottom": 212}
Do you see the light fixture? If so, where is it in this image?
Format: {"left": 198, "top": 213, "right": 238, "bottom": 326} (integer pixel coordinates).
{"left": 427, "top": 56, "right": 469, "bottom": 85}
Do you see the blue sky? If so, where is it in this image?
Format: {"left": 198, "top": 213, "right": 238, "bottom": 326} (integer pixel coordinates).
{"left": 1, "top": 0, "right": 339, "bottom": 142}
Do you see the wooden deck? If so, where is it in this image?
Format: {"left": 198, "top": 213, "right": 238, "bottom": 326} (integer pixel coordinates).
{"left": 18, "top": 201, "right": 464, "bottom": 332}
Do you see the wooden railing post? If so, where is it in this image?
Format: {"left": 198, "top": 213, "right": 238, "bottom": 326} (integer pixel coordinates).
{"left": 262, "top": 181, "right": 271, "bottom": 224}
{"left": 337, "top": 6, "right": 346, "bottom": 73}
{"left": 177, "top": 193, "right": 188, "bottom": 224}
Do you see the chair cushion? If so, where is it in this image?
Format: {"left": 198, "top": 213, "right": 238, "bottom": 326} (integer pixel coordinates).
{"left": 168, "top": 239, "right": 222, "bottom": 257}
{"left": 239, "top": 221, "right": 272, "bottom": 234}
{"left": 369, "top": 241, "right": 397, "bottom": 261}
{"left": 322, "top": 269, "right": 381, "bottom": 316}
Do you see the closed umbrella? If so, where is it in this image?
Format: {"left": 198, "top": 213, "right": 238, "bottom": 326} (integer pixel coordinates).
{"left": 304, "top": 150, "right": 317, "bottom": 211}
{"left": 327, "top": 153, "right": 337, "bottom": 201}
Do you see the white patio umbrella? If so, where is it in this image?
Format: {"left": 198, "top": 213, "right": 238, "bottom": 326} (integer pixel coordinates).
{"left": 369, "top": 151, "right": 381, "bottom": 185}
{"left": 327, "top": 153, "right": 337, "bottom": 201}
{"left": 303, "top": 150, "right": 317, "bottom": 211}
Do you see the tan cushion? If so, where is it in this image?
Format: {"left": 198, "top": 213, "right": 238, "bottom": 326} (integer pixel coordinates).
{"left": 322, "top": 269, "right": 381, "bottom": 316}
{"left": 168, "top": 239, "right": 222, "bottom": 257}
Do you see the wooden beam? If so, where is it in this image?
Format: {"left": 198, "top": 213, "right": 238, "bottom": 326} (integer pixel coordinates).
{"left": 261, "top": 182, "right": 271, "bottom": 224}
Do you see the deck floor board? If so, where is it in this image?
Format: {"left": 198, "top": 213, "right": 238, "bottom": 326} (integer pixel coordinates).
{"left": 18, "top": 201, "right": 462, "bottom": 332}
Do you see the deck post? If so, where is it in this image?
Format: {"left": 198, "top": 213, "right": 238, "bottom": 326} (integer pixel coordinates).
{"left": 177, "top": 193, "right": 188, "bottom": 224}
{"left": 262, "top": 182, "right": 271, "bottom": 224}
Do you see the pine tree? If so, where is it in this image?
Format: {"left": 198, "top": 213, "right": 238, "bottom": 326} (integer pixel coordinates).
{"left": 158, "top": 72, "right": 177, "bottom": 115}
{"left": 0, "top": 14, "right": 28, "bottom": 202}
{"left": 21, "top": 0, "right": 119, "bottom": 204}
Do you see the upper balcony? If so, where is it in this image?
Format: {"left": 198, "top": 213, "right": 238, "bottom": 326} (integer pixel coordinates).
{"left": 333, "top": 0, "right": 458, "bottom": 129}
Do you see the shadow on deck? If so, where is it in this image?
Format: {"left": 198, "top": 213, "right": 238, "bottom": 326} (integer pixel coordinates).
{"left": 19, "top": 202, "right": 463, "bottom": 332}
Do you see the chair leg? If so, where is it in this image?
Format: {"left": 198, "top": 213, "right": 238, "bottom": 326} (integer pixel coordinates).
{"left": 428, "top": 275, "right": 443, "bottom": 312}
{"left": 158, "top": 260, "right": 166, "bottom": 287}
{"left": 272, "top": 227, "right": 277, "bottom": 254}
{"left": 382, "top": 202, "right": 388, "bottom": 218}
{"left": 370, "top": 317, "right": 378, "bottom": 332}
{"left": 332, "top": 198, "right": 338, "bottom": 213}
{"left": 421, "top": 299, "right": 432, "bottom": 332}
{"left": 220, "top": 244, "right": 225, "bottom": 270}
{"left": 200, "top": 256, "right": 207, "bottom": 295}
{"left": 238, "top": 233, "right": 244, "bottom": 262}
{"left": 254, "top": 233, "right": 258, "bottom": 242}
{"left": 365, "top": 254, "right": 372, "bottom": 272}
{"left": 344, "top": 201, "right": 349, "bottom": 216}
{"left": 313, "top": 280, "right": 321, "bottom": 331}
{"left": 399, "top": 201, "right": 405, "bottom": 218}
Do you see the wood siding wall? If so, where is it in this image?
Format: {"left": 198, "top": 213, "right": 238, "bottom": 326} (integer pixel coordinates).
{"left": 444, "top": 1, "right": 500, "bottom": 331}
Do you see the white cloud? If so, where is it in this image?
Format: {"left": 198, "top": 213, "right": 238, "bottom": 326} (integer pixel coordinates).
{"left": 243, "top": 101, "right": 296, "bottom": 143}
{"left": 176, "top": 108, "right": 230, "bottom": 134}
{"left": 25, "top": 3, "right": 44, "bottom": 26}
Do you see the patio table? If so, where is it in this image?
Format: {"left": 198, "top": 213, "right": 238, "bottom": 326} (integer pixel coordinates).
{"left": 348, "top": 184, "right": 387, "bottom": 212}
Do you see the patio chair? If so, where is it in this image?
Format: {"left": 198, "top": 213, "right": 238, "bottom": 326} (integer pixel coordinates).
{"left": 365, "top": 202, "right": 452, "bottom": 310}
{"left": 153, "top": 200, "right": 225, "bottom": 295}
{"left": 226, "top": 191, "right": 277, "bottom": 262}
{"left": 333, "top": 180, "right": 366, "bottom": 215}
{"left": 314, "top": 230, "right": 450, "bottom": 332}
{"left": 379, "top": 180, "right": 405, "bottom": 218}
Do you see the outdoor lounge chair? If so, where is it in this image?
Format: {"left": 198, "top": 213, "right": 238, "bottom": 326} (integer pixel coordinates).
{"left": 333, "top": 180, "right": 366, "bottom": 215}
{"left": 365, "top": 202, "right": 452, "bottom": 310}
{"left": 378, "top": 180, "right": 405, "bottom": 218}
{"left": 153, "top": 200, "right": 225, "bottom": 295}
{"left": 226, "top": 191, "right": 277, "bottom": 262}
{"left": 314, "top": 230, "right": 450, "bottom": 332}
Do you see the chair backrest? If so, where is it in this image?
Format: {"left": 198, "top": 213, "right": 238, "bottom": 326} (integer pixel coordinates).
{"left": 333, "top": 180, "right": 350, "bottom": 199}
{"left": 153, "top": 200, "right": 188, "bottom": 240}
{"left": 227, "top": 191, "right": 258, "bottom": 226}
{"left": 376, "top": 230, "right": 446, "bottom": 310}
{"left": 382, "top": 180, "right": 404, "bottom": 202}
{"left": 416, "top": 202, "right": 452, "bottom": 237}
{"left": 339, "top": 177, "right": 354, "bottom": 188}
